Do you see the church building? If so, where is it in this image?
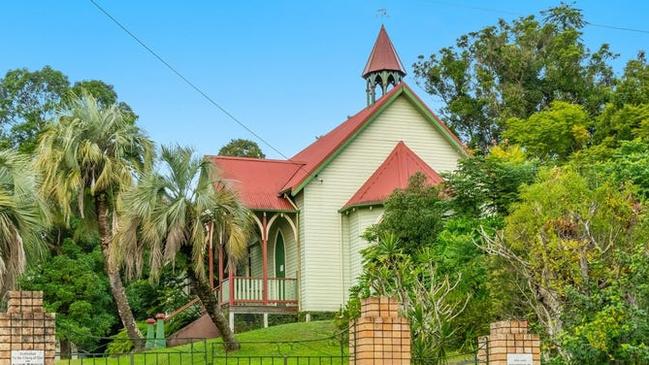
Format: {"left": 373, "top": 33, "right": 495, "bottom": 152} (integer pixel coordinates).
{"left": 208, "top": 26, "right": 467, "bottom": 324}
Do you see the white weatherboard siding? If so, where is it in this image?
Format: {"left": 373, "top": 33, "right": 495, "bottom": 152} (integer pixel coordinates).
{"left": 347, "top": 207, "right": 384, "bottom": 289}
{"left": 341, "top": 212, "right": 351, "bottom": 297}
{"left": 300, "top": 95, "right": 462, "bottom": 311}
{"left": 250, "top": 244, "right": 262, "bottom": 277}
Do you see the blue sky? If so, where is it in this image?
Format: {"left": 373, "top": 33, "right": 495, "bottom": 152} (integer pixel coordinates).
{"left": 2, "top": 1, "right": 649, "bottom": 158}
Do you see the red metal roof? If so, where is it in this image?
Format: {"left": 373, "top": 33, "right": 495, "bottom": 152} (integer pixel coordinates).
{"left": 362, "top": 25, "right": 406, "bottom": 77}
{"left": 210, "top": 156, "right": 304, "bottom": 211}
{"left": 281, "top": 83, "right": 405, "bottom": 192}
{"left": 342, "top": 141, "right": 442, "bottom": 210}
{"left": 209, "top": 83, "right": 465, "bottom": 211}
{"left": 281, "top": 82, "right": 464, "bottom": 193}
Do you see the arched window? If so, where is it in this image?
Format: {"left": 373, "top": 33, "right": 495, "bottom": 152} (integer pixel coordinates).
{"left": 274, "top": 231, "right": 286, "bottom": 278}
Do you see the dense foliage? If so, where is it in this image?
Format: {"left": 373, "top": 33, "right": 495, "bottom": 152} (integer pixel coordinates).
{"left": 4, "top": 3, "right": 649, "bottom": 363}
{"left": 413, "top": 4, "right": 615, "bottom": 152}
{"left": 20, "top": 238, "right": 115, "bottom": 355}
{"left": 218, "top": 138, "right": 265, "bottom": 158}
{"left": 343, "top": 4, "right": 649, "bottom": 364}
{"left": 0, "top": 66, "right": 134, "bottom": 153}
{"left": 114, "top": 145, "right": 251, "bottom": 351}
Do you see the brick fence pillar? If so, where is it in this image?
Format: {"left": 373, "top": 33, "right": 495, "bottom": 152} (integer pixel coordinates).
{"left": 349, "top": 296, "right": 410, "bottom": 364}
{"left": 476, "top": 320, "right": 541, "bottom": 365}
{"left": 0, "top": 291, "right": 56, "bottom": 365}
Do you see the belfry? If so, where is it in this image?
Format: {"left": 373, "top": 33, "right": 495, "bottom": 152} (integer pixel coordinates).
{"left": 362, "top": 25, "right": 407, "bottom": 105}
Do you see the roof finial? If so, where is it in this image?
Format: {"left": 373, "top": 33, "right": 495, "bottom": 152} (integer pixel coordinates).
{"left": 362, "top": 25, "right": 406, "bottom": 105}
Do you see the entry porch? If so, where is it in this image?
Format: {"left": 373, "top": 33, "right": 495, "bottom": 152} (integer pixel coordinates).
{"left": 208, "top": 211, "right": 301, "bottom": 327}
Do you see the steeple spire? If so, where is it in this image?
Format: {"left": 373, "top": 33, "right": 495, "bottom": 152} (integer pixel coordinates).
{"left": 363, "top": 25, "right": 406, "bottom": 105}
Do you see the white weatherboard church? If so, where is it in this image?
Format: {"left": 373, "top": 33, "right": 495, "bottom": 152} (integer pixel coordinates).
{"left": 208, "top": 26, "right": 467, "bottom": 327}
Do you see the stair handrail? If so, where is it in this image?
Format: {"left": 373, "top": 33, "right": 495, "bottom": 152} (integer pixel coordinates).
{"left": 165, "top": 284, "right": 221, "bottom": 321}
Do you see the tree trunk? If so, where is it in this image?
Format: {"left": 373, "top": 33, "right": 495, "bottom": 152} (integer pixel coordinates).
{"left": 186, "top": 261, "right": 240, "bottom": 351}
{"left": 95, "top": 194, "right": 144, "bottom": 352}
{"left": 60, "top": 339, "right": 71, "bottom": 359}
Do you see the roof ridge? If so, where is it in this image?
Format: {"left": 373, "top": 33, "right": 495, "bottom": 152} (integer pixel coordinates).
{"left": 288, "top": 83, "right": 406, "bottom": 160}
{"left": 350, "top": 143, "right": 404, "bottom": 202}
{"left": 342, "top": 141, "right": 442, "bottom": 211}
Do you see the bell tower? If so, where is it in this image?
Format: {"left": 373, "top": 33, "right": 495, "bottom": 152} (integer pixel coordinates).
{"left": 362, "top": 25, "right": 406, "bottom": 105}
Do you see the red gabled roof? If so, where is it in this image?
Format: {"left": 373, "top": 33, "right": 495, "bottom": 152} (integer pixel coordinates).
{"left": 281, "top": 83, "right": 405, "bottom": 192}
{"left": 362, "top": 25, "right": 406, "bottom": 77}
{"left": 209, "top": 83, "right": 466, "bottom": 211}
{"left": 210, "top": 156, "right": 304, "bottom": 211}
{"left": 342, "top": 141, "right": 442, "bottom": 210}
{"left": 281, "top": 82, "right": 465, "bottom": 193}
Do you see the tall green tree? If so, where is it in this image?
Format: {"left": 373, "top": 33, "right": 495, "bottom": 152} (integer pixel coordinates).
{"left": 0, "top": 150, "right": 49, "bottom": 293}
{"left": 0, "top": 67, "right": 69, "bottom": 153}
{"left": 0, "top": 66, "right": 134, "bottom": 153}
{"left": 218, "top": 138, "right": 265, "bottom": 158}
{"left": 35, "top": 94, "right": 152, "bottom": 349}
{"left": 611, "top": 52, "right": 649, "bottom": 108}
{"left": 413, "top": 4, "right": 615, "bottom": 152}
{"left": 115, "top": 145, "right": 251, "bottom": 351}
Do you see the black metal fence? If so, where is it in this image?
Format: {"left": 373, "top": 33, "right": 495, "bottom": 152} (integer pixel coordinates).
{"left": 55, "top": 335, "right": 481, "bottom": 365}
{"left": 55, "top": 351, "right": 479, "bottom": 365}
{"left": 56, "top": 336, "right": 350, "bottom": 365}
{"left": 56, "top": 353, "right": 480, "bottom": 365}
{"left": 57, "top": 352, "right": 349, "bottom": 365}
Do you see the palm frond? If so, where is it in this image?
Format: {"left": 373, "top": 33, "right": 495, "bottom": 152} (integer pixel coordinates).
{"left": 115, "top": 144, "right": 252, "bottom": 283}
{"left": 0, "top": 150, "right": 49, "bottom": 293}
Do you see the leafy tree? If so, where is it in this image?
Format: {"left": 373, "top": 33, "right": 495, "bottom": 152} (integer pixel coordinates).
{"left": 443, "top": 145, "right": 538, "bottom": 216}
{"left": 481, "top": 167, "right": 649, "bottom": 361}
{"left": 0, "top": 67, "right": 69, "bottom": 153}
{"left": 430, "top": 216, "right": 502, "bottom": 348}
{"left": 347, "top": 174, "right": 502, "bottom": 356}
{"left": 364, "top": 173, "right": 446, "bottom": 255}
{"left": 218, "top": 138, "right": 265, "bottom": 158}
{"left": 115, "top": 145, "right": 251, "bottom": 351}
{"left": 611, "top": 52, "right": 649, "bottom": 108}
{"left": 592, "top": 103, "right": 649, "bottom": 146}
{"left": 0, "top": 67, "right": 134, "bottom": 153}
{"left": 71, "top": 80, "right": 118, "bottom": 106}
{"left": 0, "top": 150, "right": 49, "bottom": 293}
{"left": 504, "top": 101, "right": 590, "bottom": 160}
{"left": 413, "top": 4, "right": 615, "bottom": 152}
{"left": 71, "top": 80, "right": 137, "bottom": 122}
{"left": 35, "top": 94, "right": 152, "bottom": 349}
{"left": 19, "top": 239, "right": 115, "bottom": 358}
{"left": 352, "top": 233, "right": 469, "bottom": 361}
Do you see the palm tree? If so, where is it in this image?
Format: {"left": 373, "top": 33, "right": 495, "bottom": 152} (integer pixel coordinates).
{"left": 35, "top": 94, "right": 152, "bottom": 350}
{"left": 0, "top": 150, "right": 49, "bottom": 293}
{"left": 114, "top": 145, "right": 250, "bottom": 351}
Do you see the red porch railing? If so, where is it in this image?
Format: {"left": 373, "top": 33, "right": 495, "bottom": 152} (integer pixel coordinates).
{"left": 220, "top": 277, "right": 298, "bottom": 306}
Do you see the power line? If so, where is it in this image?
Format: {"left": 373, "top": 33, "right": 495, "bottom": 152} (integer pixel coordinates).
{"left": 586, "top": 22, "right": 649, "bottom": 35}
{"left": 87, "top": 0, "right": 289, "bottom": 159}
{"left": 425, "top": 0, "right": 649, "bottom": 35}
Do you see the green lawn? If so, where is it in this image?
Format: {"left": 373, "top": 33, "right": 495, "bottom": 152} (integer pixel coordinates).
{"left": 57, "top": 321, "right": 347, "bottom": 365}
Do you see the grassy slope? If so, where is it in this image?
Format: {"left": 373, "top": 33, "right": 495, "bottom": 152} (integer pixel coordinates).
{"left": 57, "top": 321, "right": 347, "bottom": 365}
